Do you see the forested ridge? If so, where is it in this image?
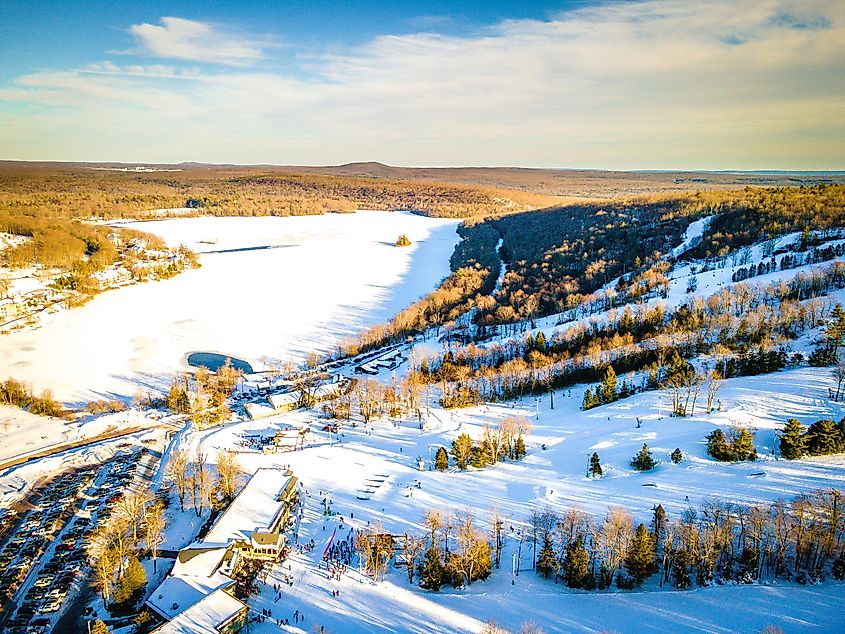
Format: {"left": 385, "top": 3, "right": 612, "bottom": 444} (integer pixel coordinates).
{"left": 480, "top": 184, "right": 845, "bottom": 324}
{"left": 337, "top": 184, "right": 845, "bottom": 359}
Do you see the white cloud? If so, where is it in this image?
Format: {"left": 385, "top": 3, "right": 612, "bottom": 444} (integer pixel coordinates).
{"left": 128, "top": 16, "right": 265, "bottom": 66}
{"left": 1, "top": 1, "right": 844, "bottom": 168}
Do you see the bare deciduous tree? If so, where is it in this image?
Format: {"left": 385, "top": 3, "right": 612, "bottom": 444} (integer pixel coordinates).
{"left": 402, "top": 533, "right": 424, "bottom": 583}
{"left": 144, "top": 499, "right": 166, "bottom": 574}
{"left": 168, "top": 449, "right": 189, "bottom": 512}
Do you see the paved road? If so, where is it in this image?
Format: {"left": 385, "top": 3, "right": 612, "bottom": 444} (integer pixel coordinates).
{"left": 0, "top": 420, "right": 179, "bottom": 474}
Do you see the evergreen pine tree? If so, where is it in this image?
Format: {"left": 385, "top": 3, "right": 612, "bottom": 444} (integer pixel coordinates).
{"left": 706, "top": 428, "right": 731, "bottom": 461}
{"left": 450, "top": 433, "right": 474, "bottom": 470}
{"left": 731, "top": 428, "right": 757, "bottom": 461}
{"left": 536, "top": 534, "right": 558, "bottom": 579}
{"left": 514, "top": 434, "right": 526, "bottom": 459}
{"left": 582, "top": 388, "right": 596, "bottom": 410}
{"left": 435, "top": 446, "right": 449, "bottom": 471}
{"left": 534, "top": 330, "right": 547, "bottom": 351}
{"left": 624, "top": 523, "right": 656, "bottom": 586}
{"left": 598, "top": 366, "right": 618, "bottom": 404}
{"left": 562, "top": 539, "right": 592, "bottom": 589}
{"left": 670, "top": 448, "right": 683, "bottom": 464}
{"left": 589, "top": 452, "right": 603, "bottom": 477}
{"left": 806, "top": 419, "right": 844, "bottom": 456}
{"left": 651, "top": 504, "right": 666, "bottom": 557}
{"left": 418, "top": 545, "right": 445, "bottom": 591}
{"left": 113, "top": 556, "right": 146, "bottom": 606}
{"left": 524, "top": 333, "right": 535, "bottom": 354}
{"left": 672, "top": 549, "right": 693, "bottom": 589}
{"left": 167, "top": 382, "right": 190, "bottom": 414}
{"left": 779, "top": 419, "right": 807, "bottom": 459}
{"left": 631, "top": 443, "right": 657, "bottom": 471}
{"left": 470, "top": 444, "right": 486, "bottom": 469}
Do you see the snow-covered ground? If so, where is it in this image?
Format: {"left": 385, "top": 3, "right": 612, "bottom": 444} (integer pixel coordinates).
{"left": 0, "top": 211, "right": 459, "bottom": 404}
{"left": 167, "top": 365, "right": 845, "bottom": 633}
{"left": 0, "top": 405, "right": 162, "bottom": 464}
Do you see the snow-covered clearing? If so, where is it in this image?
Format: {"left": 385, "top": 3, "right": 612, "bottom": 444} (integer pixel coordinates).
{"left": 0, "top": 211, "right": 459, "bottom": 404}
{"left": 168, "top": 365, "right": 845, "bottom": 633}
{"left": 669, "top": 214, "right": 712, "bottom": 259}
{"left": 0, "top": 405, "right": 165, "bottom": 465}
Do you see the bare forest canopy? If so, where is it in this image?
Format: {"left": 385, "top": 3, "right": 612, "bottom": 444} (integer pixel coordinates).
{"left": 0, "top": 162, "right": 559, "bottom": 221}
{"left": 274, "top": 162, "right": 845, "bottom": 201}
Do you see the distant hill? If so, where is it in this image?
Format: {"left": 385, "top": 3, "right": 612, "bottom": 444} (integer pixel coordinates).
{"left": 2, "top": 160, "right": 843, "bottom": 203}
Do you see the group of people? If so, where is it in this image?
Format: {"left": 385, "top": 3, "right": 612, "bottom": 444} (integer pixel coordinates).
{"left": 323, "top": 530, "right": 355, "bottom": 568}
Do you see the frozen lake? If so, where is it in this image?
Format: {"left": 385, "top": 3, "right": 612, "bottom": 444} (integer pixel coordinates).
{"left": 0, "top": 211, "right": 460, "bottom": 404}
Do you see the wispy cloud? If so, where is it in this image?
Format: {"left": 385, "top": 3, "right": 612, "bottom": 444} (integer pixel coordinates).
{"left": 1, "top": 2, "right": 843, "bottom": 169}
{"left": 128, "top": 16, "right": 265, "bottom": 66}
{"left": 405, "top": 15, "right": 454, "bottom": 29}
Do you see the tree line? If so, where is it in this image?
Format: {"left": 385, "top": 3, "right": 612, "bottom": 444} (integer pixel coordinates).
{"left": 779, "top": 417, "right": 845, "bottom": 459}
{"left": 417, "top": 263, "right": 845, "bottom": 410}
{"left": 527, "top": 488, "right": 845, "bottom": 591}
{"left": 87, "top": 491, "right": 166, "bottom": 610}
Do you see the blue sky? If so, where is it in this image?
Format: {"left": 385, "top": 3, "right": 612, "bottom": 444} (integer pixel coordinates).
{"left": 0, "top": 0, "right": 843, "bottom": 169}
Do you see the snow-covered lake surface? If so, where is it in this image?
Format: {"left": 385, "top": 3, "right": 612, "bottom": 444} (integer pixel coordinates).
{"left": 0, "top": 211, "right": 460, "bottom": 404}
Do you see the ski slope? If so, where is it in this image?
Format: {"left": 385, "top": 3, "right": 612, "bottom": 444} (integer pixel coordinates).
{"left": 173, "top": 365, "right": 845, "bottom": 633}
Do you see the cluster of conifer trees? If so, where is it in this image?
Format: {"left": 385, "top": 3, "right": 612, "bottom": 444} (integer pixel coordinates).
{"left": 705, "top": 428, "right": 757, "bottom": 462}
{"left": 443, "top": 417, "right": 530, "bottom": 471}
{"left": 779, "top": 418, "right": 845, "bottom": 459}
{"left": 166, "top": 361, "right": 243, "bottom": 427}
{"left": 417, "top": 509, "right": 494, "bottom": 591}
{"left": 731, "top": 240, "right": 845, "bottom": 284}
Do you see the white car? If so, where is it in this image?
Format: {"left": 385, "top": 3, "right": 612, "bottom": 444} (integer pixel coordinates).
{"left": 40, "top": 598, "right": 62, "bottom": 613}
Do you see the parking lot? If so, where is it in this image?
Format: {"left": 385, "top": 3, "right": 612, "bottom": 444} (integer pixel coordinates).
{"left": 0, "top": 447, "right": 157, "bottom": 633}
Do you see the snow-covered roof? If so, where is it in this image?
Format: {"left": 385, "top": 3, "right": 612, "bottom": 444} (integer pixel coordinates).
{"left": 147, "top": 547, "right": 233, "bottom": 621}
{"left": 152, "top": 588, "right": 246, "bottom": 634}
{"left": 315, "top": 382, "right": 343, "bottom": 398}
{"left": 244, "top": 402, "right": 275, "bottom": 420}
{"left": 268, "top": 392, "right": 298, "bottom": 409}
{"left": 202, "top": 468, "right": 294, "bottom": 545}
